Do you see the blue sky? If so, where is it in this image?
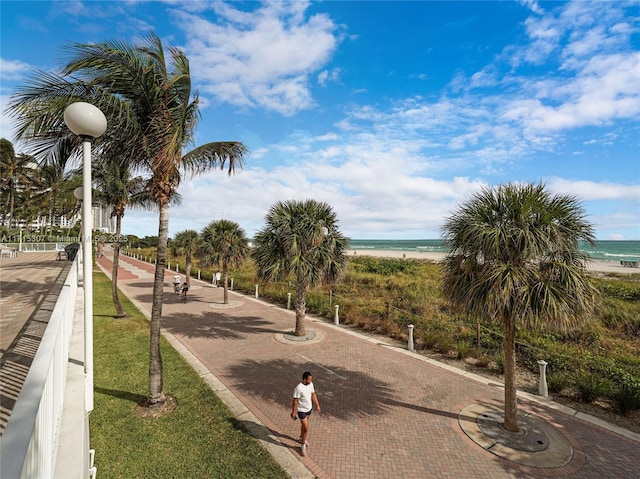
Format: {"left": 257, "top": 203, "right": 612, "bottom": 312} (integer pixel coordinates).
{"left": 1, "top": 0, "right": 639, "bottom": 240}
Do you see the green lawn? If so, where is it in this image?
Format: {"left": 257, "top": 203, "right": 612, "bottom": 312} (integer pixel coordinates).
{"left": 90, "top": 271, "right": 289, "bottom": 479}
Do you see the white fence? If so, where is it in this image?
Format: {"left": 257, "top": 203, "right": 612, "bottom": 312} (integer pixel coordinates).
{"left": 0, "top": 257, "right": 82, "bottom": 479}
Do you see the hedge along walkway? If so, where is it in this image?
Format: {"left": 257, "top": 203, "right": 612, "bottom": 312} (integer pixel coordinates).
{"left": 97, "top": 249, "right": 640, "bottom": 479}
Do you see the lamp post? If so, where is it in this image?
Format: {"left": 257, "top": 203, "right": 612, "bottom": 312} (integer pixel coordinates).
{"left": 64, "top": 102, "right": 107, "bottom": 416}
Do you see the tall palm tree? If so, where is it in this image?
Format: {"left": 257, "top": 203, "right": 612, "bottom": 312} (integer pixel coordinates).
{"left": 172, "top": 229, "right": 200, "bottom": 288}
{"left": 441, "top": 182, "right": 598, "bottom": 432}
{"left": 197, "top": 220, "right": 250, "bottom": 304}
{"left": 252, "top": 199, "right": 349, "bottom": 336}
{"left": 8, "top": 33, "right": 247, "bottom": 408}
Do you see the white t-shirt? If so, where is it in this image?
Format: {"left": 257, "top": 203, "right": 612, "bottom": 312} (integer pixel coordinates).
{"left": 293, "top": 382, "right": 315, "bottom": 412}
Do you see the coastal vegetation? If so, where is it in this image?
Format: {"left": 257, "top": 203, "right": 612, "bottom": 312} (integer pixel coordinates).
{"left": 252, "top": 199, "right": 349, "bottom": 336}
{"left": 440, "top": 183, "right": 598, "bottom": 432}
{"left": 129, "top": 246, "right": 640, "bottom": 421}
{"left": 197, "top": 220, "right": 250, "bottom": 305}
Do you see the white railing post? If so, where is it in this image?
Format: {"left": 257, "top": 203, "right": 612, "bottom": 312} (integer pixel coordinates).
{"left": 334, "top": 305, "right": 339, "bottom": 325}
{"left": 255, "top": 284, "right": 259, "bottom": 298}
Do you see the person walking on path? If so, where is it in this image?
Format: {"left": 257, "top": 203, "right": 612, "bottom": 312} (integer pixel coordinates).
{"left": 291, "top": 371, "right": 321, "bottom": 457}
{"left": 215, "top": 271, "right": 221, "bottom": 287}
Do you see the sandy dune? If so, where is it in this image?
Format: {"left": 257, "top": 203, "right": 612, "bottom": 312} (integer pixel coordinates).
{"left": 348, "top": 249, "right": 639, "bottom": 275}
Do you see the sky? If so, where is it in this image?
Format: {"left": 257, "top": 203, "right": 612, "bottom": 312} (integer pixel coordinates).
{"left": 1, "top": 0, "right": 639, "bottom": 241}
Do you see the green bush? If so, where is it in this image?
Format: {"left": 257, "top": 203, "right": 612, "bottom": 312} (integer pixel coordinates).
{"left": 547, "top": 372, "right": 570, "bottom": 394}
{"left": 573, "top": 370, "right": 611, "bottom": 403}
{"left": 455, "top": 341, "right": 474, "bottom": 360}
{"left": 494, "top": 351, "right": 505, "bottom": 374}
{"left": 610, "top": 382, "right": 640, "bottom": 415}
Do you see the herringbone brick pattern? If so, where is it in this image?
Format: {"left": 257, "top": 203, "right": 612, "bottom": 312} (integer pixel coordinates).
{"left": 99, "top": 252, "right": 640, "bottom": 478}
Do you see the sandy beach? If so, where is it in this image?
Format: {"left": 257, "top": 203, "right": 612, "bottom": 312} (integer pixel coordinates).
{"left": 348, "top": 249, "right": 639, "bottom": 275}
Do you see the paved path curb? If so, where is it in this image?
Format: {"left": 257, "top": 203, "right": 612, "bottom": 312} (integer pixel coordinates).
{"left": 97, "top": 251, "right": 640, "bottom": 479}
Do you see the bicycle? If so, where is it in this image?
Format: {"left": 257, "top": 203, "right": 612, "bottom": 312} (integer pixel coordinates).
{"left": 180, "top": 285, "right": 189, "bottom": 303}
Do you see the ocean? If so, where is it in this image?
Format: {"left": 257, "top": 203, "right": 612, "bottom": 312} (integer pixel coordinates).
{"left": 348, "top": 239, "right": 640, "bottom": 264}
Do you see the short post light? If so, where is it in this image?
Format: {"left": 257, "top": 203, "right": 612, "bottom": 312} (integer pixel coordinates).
{"left": 64, "top": 102, "right": 107, "bottom": 415}
{"left": 537, "top": 360, "right": 549, "bottom": 398}
{"left": 408, "top": 324, "right": 415, "bottom": 352}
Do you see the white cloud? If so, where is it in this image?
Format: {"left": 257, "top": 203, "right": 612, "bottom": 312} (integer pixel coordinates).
{"left": 318, "top": 68, "right": 341, "bottom": 86}
{"left": 0, "top": 58, "right": 32, "bottom": 82}
{"left": 171, "top": 1, "right": 341, "bottom": 116}
{"left": 548, "top": 178, "right": 640, "bottom": 201}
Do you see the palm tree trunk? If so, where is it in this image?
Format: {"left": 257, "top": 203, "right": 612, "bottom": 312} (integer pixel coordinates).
{"left": 185, "top": 255, "right": 192, "bottom": 288}
{"left": 294, "top": 274, "right": 307, "bottom": 336}
{"left": 111, "top": 214, "right": 126, "bottom": 317}
{"left": 503, "top": 318, "right": 519, "bottom": 432}
{"left": 222, "top": 259, "right": 229, "bottom": 304}
{"left": 148, "top": 201, "right": 168, "bottom": 406}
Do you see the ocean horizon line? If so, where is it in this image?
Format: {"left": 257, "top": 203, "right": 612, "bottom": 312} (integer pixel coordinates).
{"left": 347, "top": 239, "right": 640, "bottom": 263}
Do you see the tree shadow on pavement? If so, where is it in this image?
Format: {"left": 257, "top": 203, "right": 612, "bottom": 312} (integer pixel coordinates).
{"left": 162, "top": 311, "right": 281, "bottom": 341}
{"left": 226, "top": 358, "right": 427, "bottom": 422}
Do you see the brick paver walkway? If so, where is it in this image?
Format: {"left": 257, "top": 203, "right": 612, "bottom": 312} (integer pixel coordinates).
{"left": 97, "top": 251, "right": 640, "bottom": 478}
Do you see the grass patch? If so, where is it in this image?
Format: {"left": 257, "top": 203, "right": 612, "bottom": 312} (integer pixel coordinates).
{"left": 91, "top": 272, "right": 288, "bottom": 479}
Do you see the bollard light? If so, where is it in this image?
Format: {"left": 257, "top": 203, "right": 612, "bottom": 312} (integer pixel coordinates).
{"left": 334, "top": 304, "right": 340, "bottom": 325}
{"left": 537, "top": 360, "right": 549, "bottom": 398}
{"left": 408, "top": 324, "right": 415, "bottom": 352}
{"left": 64, "top": 102, "right": 107, "bottom": 416}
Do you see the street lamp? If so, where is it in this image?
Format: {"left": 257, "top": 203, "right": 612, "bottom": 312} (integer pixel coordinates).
{"left": 64, "top": 102, "right": 107, "bottom": 415}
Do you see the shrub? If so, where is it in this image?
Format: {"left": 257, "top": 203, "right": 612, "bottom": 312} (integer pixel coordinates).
{"left": 573, "top": 370, "right": 611, "bottom": 403}
{"left": 420, "top": 328, "right": 439, "bottom": 349}
{"left": 455, "top": 341, "right": 474, "bottom": 360}
{"left": 610, "top": 379, "right": 640, "bottom": 415}
{"left": 493, "top": 351, "right": 505, "bottom": 374}
{"left": 547, "top": 372, "right": 570, "bottom": 394}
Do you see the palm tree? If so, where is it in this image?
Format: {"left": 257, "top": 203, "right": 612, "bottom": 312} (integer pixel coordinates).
{"left": 8, "top": 33, "right": 247, "bottom": 408}
{"left": 172, "top": 229, "right": 200, "bottom": 288}
{"left": 93, "top": 156, "right": 153, "bottom": 317}
{"left": 27, "top": 156, "right": 81, "bottom": 233}
{"left": 252, "top": 199, "right": 349, "bottom": 336}
{"left": 0, "top": 139, "right": 37, "bottom": 228}
{"left": 197, "top": 220, "right": 250, "bottom": 304}
{"left": 441, "top": 182, "right": 598, "bottom": 432}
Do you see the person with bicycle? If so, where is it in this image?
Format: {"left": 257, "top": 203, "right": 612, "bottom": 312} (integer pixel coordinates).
{"left": 180, "top": 282, "right": 189, "bottom": 302}
{"left": 173, "top": 275, "right": 181, "bottom": 294}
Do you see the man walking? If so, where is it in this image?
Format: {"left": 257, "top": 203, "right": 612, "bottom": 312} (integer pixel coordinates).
{"left": 291, "top": 371, "right": 321, "bottom": 457}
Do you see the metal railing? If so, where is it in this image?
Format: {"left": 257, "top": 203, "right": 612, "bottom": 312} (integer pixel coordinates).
{"left": 0, "top": 256, "right": 80, "bottom": 479}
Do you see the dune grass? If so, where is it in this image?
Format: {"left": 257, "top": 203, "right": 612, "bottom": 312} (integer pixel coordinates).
{"left": 90, "top": 271, "right": 289, "bottom": 479}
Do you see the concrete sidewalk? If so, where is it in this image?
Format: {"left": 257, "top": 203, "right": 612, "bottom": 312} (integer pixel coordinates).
{"left": 97, "top": 251, "right": 640, "bottom": 479}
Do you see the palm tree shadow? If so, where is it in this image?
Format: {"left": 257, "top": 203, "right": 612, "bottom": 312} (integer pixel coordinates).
{"left": 225, "top": 358, "right": 463, "bottom": 422}
{"left": 162, "top": 311, "right": 281, "bottom": 340}
{"left": 95, "top": 386, "right": 145, "bottom": 404}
